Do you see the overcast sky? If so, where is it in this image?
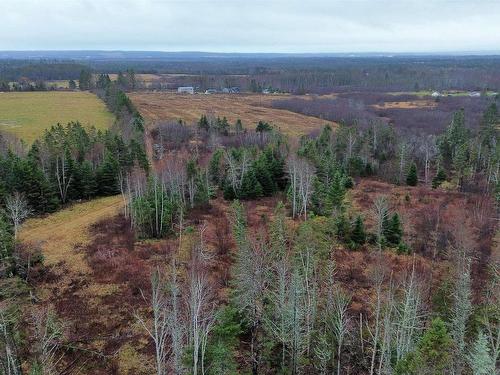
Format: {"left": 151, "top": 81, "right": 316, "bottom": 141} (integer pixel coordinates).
{"left": 2, "top": 0, "right": 500, "bottom": 53}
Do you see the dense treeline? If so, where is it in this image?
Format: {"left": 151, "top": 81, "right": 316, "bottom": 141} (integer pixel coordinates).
{"left": 0, "top": 122, "right": 148, "bottom": 214}
{"left": 0, "top": 60, "right": 87, "bottom": 82}
{"left": 3, "top": 56, "right": 500, "bottom": 94}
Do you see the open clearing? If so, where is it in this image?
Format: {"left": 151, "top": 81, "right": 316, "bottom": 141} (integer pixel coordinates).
{"left": 371, "top": 99, "right": 437, "bottom": 109}
{"left": 129, "top": 92, "right": 336, "bottom": 137}
{"left": 0, "top": 91, "right": 114, "bottom": 143}
{"left": 20, "top": 195, "right": 123, "bottom": 273}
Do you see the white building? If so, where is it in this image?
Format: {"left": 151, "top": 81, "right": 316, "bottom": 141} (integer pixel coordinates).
{"left": 178, "top": 86, "right": 194, "bottom": 94}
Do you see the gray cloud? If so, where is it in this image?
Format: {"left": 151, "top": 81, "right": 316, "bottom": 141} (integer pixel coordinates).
{"left": 1, "top": 0, "right": 500, "bottom": 52}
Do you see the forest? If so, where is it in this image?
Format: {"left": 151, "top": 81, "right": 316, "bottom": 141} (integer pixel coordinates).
{"left": 0, "top": 57, "right": 498, "bottom": 375}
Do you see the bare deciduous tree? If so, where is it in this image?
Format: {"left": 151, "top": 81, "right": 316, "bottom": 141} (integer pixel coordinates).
{"left": 0, "top": 308, "right": 21, "bottom": 375}
{"left": 5, "top": 192, "right": 32, "bottom": 239}
{"left": 371, "top": 196, "right": 389, "bottom": 251}
{"left": 31, "top": 306, "right": 63, "bottom": 375}
{"left": 287, "top": 156, "right": 315, "bottom": 219}
{"left": 138, "top": 267, "right": 172, "bottom": 375}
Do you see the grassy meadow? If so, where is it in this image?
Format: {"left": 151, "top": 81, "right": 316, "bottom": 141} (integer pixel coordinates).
{"left": 0, "top": 91, "right": 114, "bottom": 143}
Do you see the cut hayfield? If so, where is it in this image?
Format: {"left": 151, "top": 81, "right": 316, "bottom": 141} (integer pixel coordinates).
{"left": 20, "top": 195, "right": 123, "bottom": 273}
{"left": 371, "top": 100, "right": 437, "bottom": 110}
{"left": 0, "top": 91, "right": 114, "bottom": 143}
{"left": 129, "top": 92, "right": 336, "bottom": 137}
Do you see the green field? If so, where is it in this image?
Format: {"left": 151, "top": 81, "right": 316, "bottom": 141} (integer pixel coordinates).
{"left": 0, "top": 91, "right": 114, "bottom": 143}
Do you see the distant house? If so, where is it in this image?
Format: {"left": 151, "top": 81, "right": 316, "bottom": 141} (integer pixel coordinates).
{"left": 178, "top": 86, "right": 194, "bottom": 94}
{"left": 262, "top": 89, "right": 271, "bottom": 94}
{"left": 468, "top": 91, "right": 481, "bottom": 97}
{"left": 431, "top": 91, "right": 441, "bottom": 97}
{"left": 205, "top": 89, "right": 218, "bottom": 94}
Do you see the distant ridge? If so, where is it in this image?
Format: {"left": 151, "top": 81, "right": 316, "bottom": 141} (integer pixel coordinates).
{"left": 1, "top": 50, "right": 500, "bottom": 61}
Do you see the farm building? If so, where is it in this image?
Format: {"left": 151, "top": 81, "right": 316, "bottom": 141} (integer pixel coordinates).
{"left": 177, "top": 86, "right": 194, "bottom": 94}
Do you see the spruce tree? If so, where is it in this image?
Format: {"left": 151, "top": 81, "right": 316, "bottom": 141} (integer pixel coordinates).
{"left": 198, "top": 115, "right": 210, "bottom": 131}
{"left": 329, "top": 171, "right": 346, "bottom": 208}
{"left": 384, "top": 213, "right": 403, "bottom": 246}
{"left": 417, "top": 318, "right": 452, "bottom": 374}
{"left": 467, "top": 331, "right": 495, "bottom": 375}
{"left": 239, "top": 169, "right": 263, "bottom": 199}
{"left": 432, "top": 167, "right": 447, "bottom": 188}
{"left": 335, "top": 214, "right": 351, "bottom": 242}
{"left": 351, "top": 216, "right": 366, "bottom": 246}
{"left": 406, "top": 163, "right": 418, "bottom": 186}
{"left": 96, "top": 154, "right": 119, "bottom": 196}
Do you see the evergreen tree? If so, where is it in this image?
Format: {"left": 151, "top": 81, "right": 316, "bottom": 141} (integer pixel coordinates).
{"left": 209, "top": 149, "right": 224, "bottom": 187}
{"left": 205, "top": 305, "right": 242, "bottom": 375}
{"left": 253, "top": 155, "right": 277, "bottom": 196}
{"left": 0, "top": 211, "right": 14, "bottom": 264}
{"left": 416, "top": 318, "right": 452, "bottom": 374}
{"left": 239, "top": 169, "right": 263, "bottom": 199}
{"left": 395, "top": 318, "right": 452, "bottom": 375}
{"left": 432, "top": 167, "right": 447, "bottom": 188}
{"left": 467, "top": 331, "right": 495, "bottom": 375}
{"left": 479, "top": 103, "right": 498, "bottom": 149}
{"left": 78, "top": 69, "right": 92, "bottom": 90}
{"left": 68, "top": 79, "right": 77, "bottom": 90}
{"left": 351, "top": 216, "right": 366, "bottom": 246}
{"left": 198, "top": 115, "right": 210, "bottom": 131}
{"left": 256, "top": 121, "right": 272, "bottom": 133}
{"left": 406, "top": 163, "right": 418, "bottom": 186}
{"left": 335, "top": 213, "right": 351, "bottom": 243}
{"left": 384, "top": 213, "right": 403, "bottom": 246}
{"left": 217, "top": 116, "right": 230, "bottom": 135}
{"left": 96, "top": 154, "right": 119, "bottom": 196}
{"left": 79, "top": 161, "right": 97, "bottom": 199}
{"left": 329, "top": 171, "right": 346, "bottom": 209}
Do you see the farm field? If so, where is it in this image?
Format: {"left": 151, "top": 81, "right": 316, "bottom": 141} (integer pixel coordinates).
{"left": 0, "top": 91, "right": 114, "bottom": 143}
{"left": 129, "top": 92, "right": 336, "bottom": 137}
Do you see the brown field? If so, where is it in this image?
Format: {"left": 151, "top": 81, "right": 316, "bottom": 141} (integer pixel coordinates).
{"left": 129, "top": 92, "right": 336, "bottom": 137}
{"left": 371, "top": 99, "right": 437, "bottom": 110}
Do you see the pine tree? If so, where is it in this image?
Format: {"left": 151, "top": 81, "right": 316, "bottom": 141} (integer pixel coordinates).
{"left": 384, "top": 213, "right": 403, "bottom": 246}
{"left": 256, "top": 121, "right": 272, "bottom": 133}
{"left": 406, "top": 163, "right": 418, "bottom": 186}
{"left": 335, "top": 214, "right": 351, "bottom": 242}
{"left": 239, "top": 169, "right": 263, "bottom": 199}
{"left": 253, "top": 155, "right": 277, "bottom": 196}
{"left": 432, "top": 167, "right": 447, "bottom": 188}
{"left": 198, "top": 115, "right": 210, "bottom": 131}
{"left": 329, "top": 172, "right": 346, "bottom": 208}
{"left": 417, "top": 318, "right": 452, "bottom": 374}
{"left": 395, "top": 318, "right": 452, "bottom": 375}
{"left": 79, "top": 161, "right": 97, "bottom": 199}
{"left": 96, "top": 154, "right": 119, "bottom": 196}
{"left": 351, "top": 216, "right": 366, "bottom": 246}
